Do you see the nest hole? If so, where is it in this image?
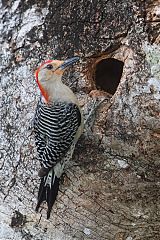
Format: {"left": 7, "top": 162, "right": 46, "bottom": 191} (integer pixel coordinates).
{"left": 95, "top": 58, "right": 124, "bottom": 95}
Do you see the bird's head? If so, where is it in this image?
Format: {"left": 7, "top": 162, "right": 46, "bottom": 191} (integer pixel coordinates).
{"left": 35, "top": 57, "right": 79, "bottom": 102}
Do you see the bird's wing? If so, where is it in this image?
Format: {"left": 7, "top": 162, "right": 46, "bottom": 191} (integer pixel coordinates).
{"left": 34, "top": 101, "right": 81, "bottom": 168}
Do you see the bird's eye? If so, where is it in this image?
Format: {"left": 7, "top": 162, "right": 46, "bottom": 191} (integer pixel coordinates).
{"left": 46, "top": 64, "right": 53, "bottom": 70}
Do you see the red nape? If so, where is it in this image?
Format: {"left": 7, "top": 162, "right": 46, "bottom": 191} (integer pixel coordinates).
{"left": 35, "top": 60, "right": 53, "bottom": 102}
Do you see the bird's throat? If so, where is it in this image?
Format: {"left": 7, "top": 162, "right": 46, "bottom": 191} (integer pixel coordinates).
{"left": 37, "top": 78, "right": 77, "bottom": 104}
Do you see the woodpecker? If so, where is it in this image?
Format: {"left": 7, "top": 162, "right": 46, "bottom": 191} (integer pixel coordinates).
{"left": 34, "top": 57, "right": 83, "bottom": 219}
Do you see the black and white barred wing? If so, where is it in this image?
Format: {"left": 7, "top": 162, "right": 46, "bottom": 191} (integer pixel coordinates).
{"left": 34, "top": 101, "right": 81, "bottom": 169}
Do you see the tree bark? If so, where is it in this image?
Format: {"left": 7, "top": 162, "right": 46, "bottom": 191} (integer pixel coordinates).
{"left": 0, "top": 0, "right": 160, "bottom": 239}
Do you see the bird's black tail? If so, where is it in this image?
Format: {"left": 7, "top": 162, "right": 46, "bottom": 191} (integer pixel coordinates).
{"left": 35, "top": 169, "right": 60, "bottom": 219}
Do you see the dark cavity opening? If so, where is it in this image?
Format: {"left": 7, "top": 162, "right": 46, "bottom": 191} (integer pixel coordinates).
{"left": 95, "top": 58, "right": 124, "bottom": 95}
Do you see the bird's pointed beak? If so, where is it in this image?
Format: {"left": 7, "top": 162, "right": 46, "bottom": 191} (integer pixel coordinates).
{"left": 59, "top": 56, "right": 80, "bottom": 70}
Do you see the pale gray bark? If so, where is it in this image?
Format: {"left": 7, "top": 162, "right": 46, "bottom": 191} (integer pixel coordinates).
{"left": 0, "top": 0, "right": 160, "bottom": 239}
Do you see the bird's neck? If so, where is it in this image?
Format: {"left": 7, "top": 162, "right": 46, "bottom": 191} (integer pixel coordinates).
{"left": 39, "top": 78, "right": 78, "bottom": 105}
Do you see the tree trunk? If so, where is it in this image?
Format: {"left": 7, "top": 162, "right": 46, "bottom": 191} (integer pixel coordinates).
{"left": 0, "top": 0, "right": 160, "bottom": 239}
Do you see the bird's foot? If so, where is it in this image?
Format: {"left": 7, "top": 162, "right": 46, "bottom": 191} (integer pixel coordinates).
{"left": 60, "top": 172, "right": 70, "bottom": 185}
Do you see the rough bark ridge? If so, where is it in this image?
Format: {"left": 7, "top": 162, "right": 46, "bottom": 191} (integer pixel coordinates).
{"left": 0, "top": 0, "right": 160, "bottom": 239}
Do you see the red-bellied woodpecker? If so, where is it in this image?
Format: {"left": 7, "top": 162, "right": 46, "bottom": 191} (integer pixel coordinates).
{"left": 34, "top": 57, "right": 83, "bottom": 219}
